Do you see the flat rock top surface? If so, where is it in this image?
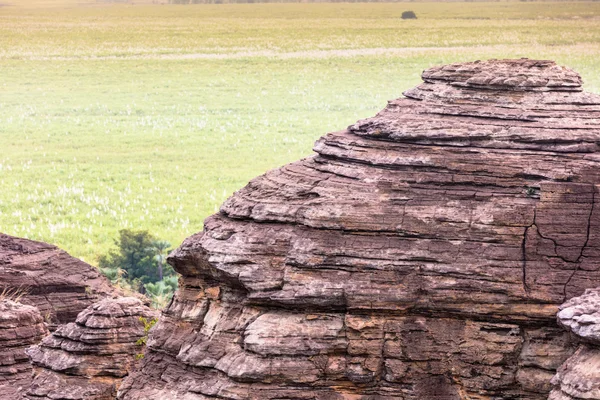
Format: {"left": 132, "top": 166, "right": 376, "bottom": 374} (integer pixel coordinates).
{"left": 421, "top": 59, "right": 583, "bottom": 91}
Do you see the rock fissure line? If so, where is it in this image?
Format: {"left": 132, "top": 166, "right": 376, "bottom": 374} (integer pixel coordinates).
{"left": 521, "top": 223, "right": 532, "bottom": 296}
{"left": 219, "top": 212, "right": 526, "bottom": 245}
{"left": 562, "top": 187, "right": 596, "bottom": 301}
{"left": 427, "top": 110, "right": 539, "bottom": 123}
{"left": 315, "top": 152, "right": 579, "bottom": 183}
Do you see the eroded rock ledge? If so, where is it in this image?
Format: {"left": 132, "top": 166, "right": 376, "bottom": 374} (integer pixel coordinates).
{"left": 26, "top": 297, "right": 157, "bottom": 400}
{"left": 118, "top": 59, "right": 600, "bottom": 399}
{"left": 0, "top": 233, "right": 117, "bottom": 330}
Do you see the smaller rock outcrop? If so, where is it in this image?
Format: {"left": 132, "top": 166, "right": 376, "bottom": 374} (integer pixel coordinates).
{"left": 0, "top": 300, "right": 48, "bottom": 399}
{"left": 25, "top": 297, "right": 157, "bottom": 400}
{"left": 550, "top": 288, "right": 600, "bottom": 399}
{"left": 0, "top": 233, "right": 117, "bottom": 329}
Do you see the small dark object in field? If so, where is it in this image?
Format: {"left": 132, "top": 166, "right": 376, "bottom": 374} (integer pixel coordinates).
{"left": 401, "top": 11, "right": 417, "bottom": 19}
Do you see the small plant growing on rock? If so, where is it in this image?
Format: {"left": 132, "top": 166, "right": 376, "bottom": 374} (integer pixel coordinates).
{"left": 525, "top": 186, "right": 539, "bottom": 198}
{"left": 401, "top": 11, "right": 417, "bottom": 19}
{"left": 0, "top": 286, "right": 29, "bottom": 303}
{"left": 43, "top": 311, "right": 52, "bottom": 324}
{"left": 135, "top": 316, "right": 158, "bottom": 359}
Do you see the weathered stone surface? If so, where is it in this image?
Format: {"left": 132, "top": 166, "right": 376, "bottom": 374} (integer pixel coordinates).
{"left": 0, "top": 300, "right": 48, "bottom": 400}
{"left": 0, "top": 233, "right": 117, "bottom": 329}
{"left": 549, "top": 345, "right": 600, "bottom": 400}
{"left": 550, "top": 288, "right": 600, "bottom": 400}
{"left": 557, "top": 287, "right": 600, "bottom": 344}
{"left": 119, "top": 59, "right": 600, "bottom": 399}
{"left": 25, "top": 297, "right": 158, "bottom": 400}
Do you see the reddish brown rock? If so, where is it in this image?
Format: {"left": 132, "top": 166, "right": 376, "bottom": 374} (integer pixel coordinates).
{"left": 118, "top": 59, "right": 600, "bottom": 399}
{"left": 0, "top": 233, "right": 117, "bottom": 330}
{"left": 25, "top": 297, "right": 158, "bottom": 400}
{"left": 0, "top": 300, "right": 48, "bottom": 400}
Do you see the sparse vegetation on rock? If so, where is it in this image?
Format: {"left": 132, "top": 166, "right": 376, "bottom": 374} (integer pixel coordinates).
{"left": 135, "top": 316, "right": 158, "bottom": 359}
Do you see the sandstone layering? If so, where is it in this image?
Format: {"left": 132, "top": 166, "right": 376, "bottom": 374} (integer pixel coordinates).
{"left": 0, "top": 300, "right": 48, "bottom": 399}
{"left": 26, "top": 297, "right": 158, "bottom": 400}
{"left": 0, "top": 233, "right": 116, "bottom": 330}
{"left": 116, "top": 58, "right": 600, "bottom": 399}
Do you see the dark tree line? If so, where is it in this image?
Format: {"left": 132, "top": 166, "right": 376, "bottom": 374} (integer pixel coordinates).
{"left": 99, "top": 229, "right": 178, "bottom": 309}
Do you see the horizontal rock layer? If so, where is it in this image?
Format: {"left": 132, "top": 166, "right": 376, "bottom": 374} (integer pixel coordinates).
{"left": 118, "top": 59, "right": 600, "bottom": 399}
{"left": 0, "top": 300, "right": 48, "bottom": 400}
{"left": 0, "top": 233, "right": 117, "bottom": 330}
{"left": 26, "top": 297, "right": 158, "bottom": 400}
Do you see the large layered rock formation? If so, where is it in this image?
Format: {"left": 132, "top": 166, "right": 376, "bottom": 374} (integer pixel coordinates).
{"left": 118, "top": 59, "right": 600, "bottom": 399}
{"left": 0, "top": 233, "right": 116, "bottom": 329}
{"left": 26, "top": 297, "right": 158, "bottom": 400}
{"left": 0, "top": 300, "right": 48, "bottom": 399}
{"left": 550, "top": 288, "right": 600, "bottom": 399}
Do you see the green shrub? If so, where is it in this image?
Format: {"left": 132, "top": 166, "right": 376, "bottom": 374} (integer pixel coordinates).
{"left": 135, "top": 316, "right": 158, "bottom": 359}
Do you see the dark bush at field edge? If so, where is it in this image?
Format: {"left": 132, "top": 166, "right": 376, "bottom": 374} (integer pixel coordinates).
{"left": 402, "top": 11, "right": 417, "bottom": 19}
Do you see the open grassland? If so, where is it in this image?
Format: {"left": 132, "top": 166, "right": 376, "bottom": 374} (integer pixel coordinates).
{"left": 1, "top": 1, "right": 600, "bottom": 263}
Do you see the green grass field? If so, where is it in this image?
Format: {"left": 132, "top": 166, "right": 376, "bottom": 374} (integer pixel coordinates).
{"left": 1, "top": 0, "right": 600, "bottom": 264}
